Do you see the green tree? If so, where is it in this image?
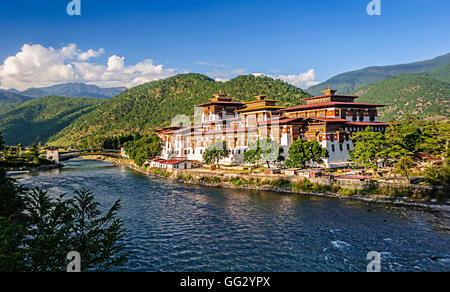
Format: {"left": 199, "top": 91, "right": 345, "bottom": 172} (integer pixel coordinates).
{"left": 203, "top": 141, "right": 231, "bottom": 168}
{"left": 30, "top": 144, "right": 39, "bottom": 159}
{"left": 244, "top": 139, "right": 284, "bottom": 168}
{"left": 124, "top": 134, "right": 162, "bottom": 166}
{"left": 287, "top": 139, "right": 328, "bottom": 169}
{"left": 419, "top": 121, "right": 449, "bottom": 156}
{"left": 424, "top": 164, "right": 450, "bottom": 186}
{"left": 394, "top": 156, "right": 414, "bottom": 181}
{"left": 243, "top": 148, "right": 260, "bottom": 168}
{"left": 68, "top": 189, "right": 127, "bottom": 271}
{"left": 350, "top": 128, "right": 388, "bottom": 170}
{"left": 259, "top": 139, "right": 285, "bottom": 168}
{"left": 0, "top": 169, "right": 128, "bottom": 272}
{"left": 0, "top": 132, "right": 5, "bottom": 153}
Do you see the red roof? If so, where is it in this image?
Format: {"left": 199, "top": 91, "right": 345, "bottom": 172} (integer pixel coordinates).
{"left": 196, "top": 101, "right": 244, "bottom": 107}
{"left": 151, "top": 158, "right": 187, "bottom": 165}
{"left": 280, "top": 102, "right": 386, "bottom": 112}
{"left": 165, "top": 159, "right": 187, "bottom": 165}
{"left": 257, "top": 117, "right": 304, "bottom": 125}
{"left": 304, "top": 94, "right": 359, "bottom": 100}
{"left": 307, "top": 117, "right": 349, "bottom": 123}
{"left": 346, "top": 122, "right": 390, "bottom": 126}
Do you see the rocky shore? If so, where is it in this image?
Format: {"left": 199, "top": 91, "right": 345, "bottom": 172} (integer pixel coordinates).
{"left": 6, "top": 163, "right": 63, "bottom": 176}
{"left": 112, "top": 159, "right": 450, "bottom": 209}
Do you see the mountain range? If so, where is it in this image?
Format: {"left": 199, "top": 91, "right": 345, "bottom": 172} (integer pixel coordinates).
{"left": 4, "top": 83, "right": 127, "bottom": 99}
{"left": 307, "top": 53, "right": 450, "bottom": 96}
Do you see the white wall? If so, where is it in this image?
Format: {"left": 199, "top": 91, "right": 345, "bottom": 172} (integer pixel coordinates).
{"left": 321, "top": 140, "right": 353, "bottom": 168}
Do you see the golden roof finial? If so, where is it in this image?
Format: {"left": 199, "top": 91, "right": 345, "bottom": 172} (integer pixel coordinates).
{"left": 321, "top": 86, "right": 337, "bottom": 96}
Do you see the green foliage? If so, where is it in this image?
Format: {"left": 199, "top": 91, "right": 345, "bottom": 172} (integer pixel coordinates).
{"left": 425, "top": 164, "right": 450, "bottom": 186}
{"left": 394, "top": 157, "right": 414, "bottom": 180}
{"left": 48, "top": 74, "right": 311, "bottom": 146}
{"left": 69, "top": 189, "right": 127, "bottom": 270}
{"left": 385, "top": 116, "right": 448, "bottom": 158}
{"left": 29, "top": 144, "right": 39, "bottom": 159}
{"left": 148, "top": 168, "right": 171, "bottom": 178}
{"left": 0, "top": 168, "right": 26, "bottom": 221}
{"left": 350, "top": 127, "right": 389, "bottom": 170}
{"left": 0, "top": 90, "right": 32, "bottom": 115}
{"left": 352, "top": 118, "right": 449, "bottom": 182}
{"left": 292, "top": 178, "right": 332, "bottom": 193}
{"left": 80, "top": 133, "right": 142, "bottom": 150}
{"left": 0, "top": 142, "right": 52, "bottom": 170}
{"left": 0, "top": 96, "right": 105, "bottom": 146}
{"left": 203, "top": 140, "right": 231, "bottom": 167}
{"left": 0, "top": 217, "right": 25, "bottom": 272}
{"left": 0, "top": 132, "right": 4, "bottom": 152}
{"left": 355, "top": 74, "right": 449, "bottom": 122}
{"left": 287, "top": 139, "right": 328, "bottom": 169}
{"left": 0, "top": 169, "right": 128, "bottom": 272}
{"left": 339, "top": 188, "right": 359, "bottom": 197}
{"left": 244, "top": 139, "right": 284, "bottom": 168}
{"left": 243, "top": 148, "right": 260, "bottom": 166}
{"left": 124, "top": 134, "right": 162, "bottom": 166}
{"left": 424, "top": 63, "right": 450, "bottom": 83}
{"left": 269, "top": 178, "right": 292, "bottom": 188}
{"left": 308, "top": 53, "right": 450, "bottom": 95}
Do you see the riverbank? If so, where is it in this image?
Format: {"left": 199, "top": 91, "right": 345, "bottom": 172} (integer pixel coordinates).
{"left": 6, "top": 162, "right": 63, "bottom": 176}
{"left": 112, "top": 158, "right": 450, "bottom": 209}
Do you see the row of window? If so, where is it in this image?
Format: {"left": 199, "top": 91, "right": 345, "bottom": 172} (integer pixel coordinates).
{"left": 331, "top": 143, "right": 351, "bottom": 152}
{"left": 183, "top": 149, "right": 246, "bottom": 155}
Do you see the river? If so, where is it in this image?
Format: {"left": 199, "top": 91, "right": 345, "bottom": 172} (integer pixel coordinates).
{"left": 15, "top": 158, "right": 450, "bottom": 272}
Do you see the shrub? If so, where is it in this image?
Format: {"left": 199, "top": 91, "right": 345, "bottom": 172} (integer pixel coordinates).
{"left": 232, "top": 178, "right": 249, "bottom": 186}
{"left": 339, "top": 188, "right": 359, "bottom": 196}
{"left": 269, "top": 178, "right": 292, "bottom": 188}
{"left": 424, "top": 165, "right": 450, "bottom": 186}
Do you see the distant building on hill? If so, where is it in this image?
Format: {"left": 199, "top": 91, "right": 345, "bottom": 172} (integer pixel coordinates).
{"left": 156, "top": 88, "right": 389, "bottom": 168}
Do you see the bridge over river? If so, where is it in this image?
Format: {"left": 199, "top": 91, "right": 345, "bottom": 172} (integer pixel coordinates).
{"left": 46, "top": 149, "right": 121, "bottom": 163}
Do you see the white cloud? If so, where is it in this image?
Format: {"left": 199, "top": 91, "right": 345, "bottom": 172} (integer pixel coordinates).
{"left": 277, "top": 69, "right": 319, "bottom": 88}
{"left": 215, "top": 78, "right": 229, "bottom": 82}
{"left": 207, "top": 68, "right": 247, "bottom": 82}
{"left": 78, "top": 48, "right": 105, "bottom": 61}
{"left": 251, "top": 70, "right": 319, "bottom": 89}
{"left": 0, "top": 44, "right": 176, "bottom": 90}
{"left": 107, "top": 55, "right": 125, "bottom": 71}
{"left": 252, "top": 73, "right": 266, "bottom": 77}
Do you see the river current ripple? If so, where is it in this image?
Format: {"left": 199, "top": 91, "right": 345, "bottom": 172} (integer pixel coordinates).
{"left": 16, "top": 158, "right": 450, "bottom": 272}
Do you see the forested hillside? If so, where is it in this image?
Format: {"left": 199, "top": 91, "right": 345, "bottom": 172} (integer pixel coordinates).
{"left": 48, "top": 74, "right": 310, "bottom": 146}
{"left": 355, "top": 73, "right": 449, "bottom": 122}
{"left": 0, "top": 96, "right": 105, "bottom": 145}
{"left": 424, "top": 63, "right": 450, "bottom": 83}
{"left": 308, "top": 53, "right": 450, "bottom": 96}
{"left": 0, "top": 90, "right": 32, "bottom": 115}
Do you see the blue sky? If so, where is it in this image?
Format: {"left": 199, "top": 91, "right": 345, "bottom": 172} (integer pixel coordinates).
{"left": 0, "top": 0, "right": 448, "bottom": 90}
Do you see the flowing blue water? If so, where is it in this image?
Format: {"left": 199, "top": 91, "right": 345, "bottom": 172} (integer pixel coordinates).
{"left": 16, "top": 158, "right": 450, "bottom": 272}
